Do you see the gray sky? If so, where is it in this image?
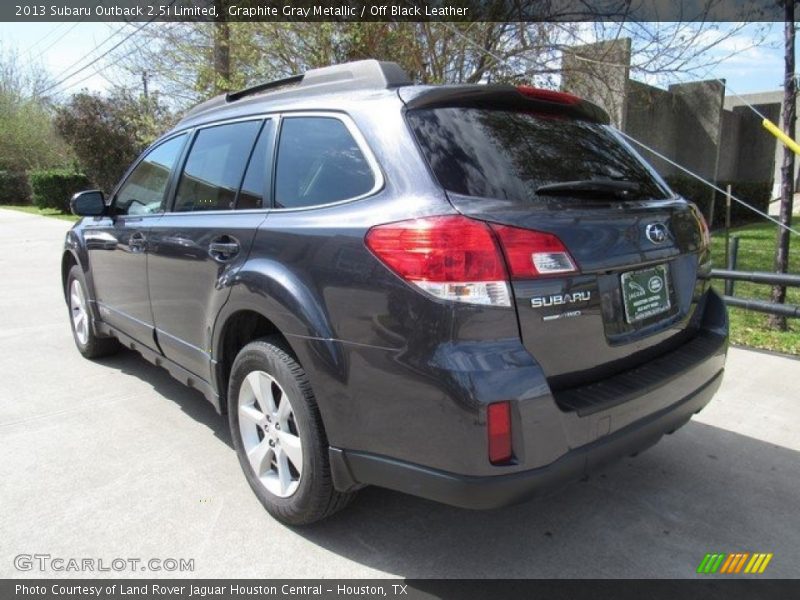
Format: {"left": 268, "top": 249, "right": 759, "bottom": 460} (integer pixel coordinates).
{"left": 0, "top": 21, "right": 791, "bottom": 99}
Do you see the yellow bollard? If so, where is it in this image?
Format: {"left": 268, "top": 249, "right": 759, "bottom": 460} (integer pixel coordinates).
{"left": 762, "top": 118, "right": 800, "bottom": 156}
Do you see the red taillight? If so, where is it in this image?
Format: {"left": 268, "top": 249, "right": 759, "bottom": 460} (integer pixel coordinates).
{"left": 366, "top": 216, "right": 578, "bottom": 304}
{"left": 487, "top": 401, "right": 512, "bottom": 464}
{"left": 365, "top": 215, "right": 505, "bottom": 281}
{"left": 365, "top": 215, "right": 511, "bottom": 306}
{"left": 516, "top": 85, "right": 581, "bottom": 105}
{"left": 491, "top": 224, "right": 577, "bottom": 278}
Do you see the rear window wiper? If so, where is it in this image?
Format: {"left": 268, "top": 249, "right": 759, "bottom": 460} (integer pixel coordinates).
{"left": 536, "top": 180, "right": 641, "bottom": 199}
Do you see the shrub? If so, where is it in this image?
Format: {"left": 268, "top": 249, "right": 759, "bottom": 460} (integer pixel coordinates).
{"left": 30, "top": 169, "right": 91, "bottom": 212}
{"left": 665, "top": 175, "right": 771, "bottom": 229}
{"left": 55, "top": 90, "right": 174, "bottom": 193}
{"left": 0, "top": 170, "right": 32, "bottom": 204}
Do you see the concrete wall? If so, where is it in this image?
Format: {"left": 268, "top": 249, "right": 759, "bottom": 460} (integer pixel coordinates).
{"left": 717, "top": 108, "right": 742, "bottom": 181}
{"left": 624, "top": 80, "right": 680, "bottom": 176}
{"left": 621, "top": 79, "right": 725, "bottom": 182}
{"left": 561, "top": 39, "right": 783, "bottom": 200}
{"left": 724, "top": 91, "right": 797, "bottom": 197}
{"left": 721, "top": 104, "right": 780, "bottom": 185}
{"left": 562, "top": 38, "right": 631, "bottom": 129}
{"left": 670, "top": 81, "right": 726, "bottom": 182}
{"left": 562, "top": 40, "right": 725, "bottom": 185}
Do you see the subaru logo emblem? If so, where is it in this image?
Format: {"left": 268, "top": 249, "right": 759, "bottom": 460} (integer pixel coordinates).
{"left": 646, "top": 223, "right": 669, "bottom": 244}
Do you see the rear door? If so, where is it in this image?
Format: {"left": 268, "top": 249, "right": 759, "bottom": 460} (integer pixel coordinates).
{"left": 405, "top": 103, "right": 710, "bottom": 385}
{"left": 146, "top": 118, "right": 275, "bottom": 380}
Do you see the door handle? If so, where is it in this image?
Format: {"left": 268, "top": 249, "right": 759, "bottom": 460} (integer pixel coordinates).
{"left": 208, "top": 237, "right": 240, "bottom": 261}
{"left": 129, "top": 232, "right": 146, "bottom": 252}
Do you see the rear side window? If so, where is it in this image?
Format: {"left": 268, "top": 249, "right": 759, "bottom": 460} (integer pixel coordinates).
{"left": 406, "top": 108, "right": 669, "bottom": 204}
{"left": 274, "top": 117, "right": 375, "bottom": 209}
{"left": 174, "top": 120, "right": 262, "bottom": 212}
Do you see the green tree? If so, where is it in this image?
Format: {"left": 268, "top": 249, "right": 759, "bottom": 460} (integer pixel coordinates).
{"left": 54, "top": 88, "right": 175, "bottom": 192}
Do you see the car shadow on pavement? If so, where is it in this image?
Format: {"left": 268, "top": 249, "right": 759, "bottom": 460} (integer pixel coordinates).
{"left": 294, "top": 422, "right": 799, "bottom": 579}
{"left": 95, "top": 347, "right": 233, "bottom": 447}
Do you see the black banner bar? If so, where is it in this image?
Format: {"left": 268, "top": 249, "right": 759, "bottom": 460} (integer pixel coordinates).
{"left": 4, "top": 579, "right": 800, "bottom": 600}
{"left": 1, "top": 0, "right": 790, "bottom": 23}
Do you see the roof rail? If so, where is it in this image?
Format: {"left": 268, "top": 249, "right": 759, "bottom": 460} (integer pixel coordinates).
{"left": 225, "top": 59, "right": 412, "bottom": 104}
{"left": 178, "top": 60, "right": 412, "bottom": 124}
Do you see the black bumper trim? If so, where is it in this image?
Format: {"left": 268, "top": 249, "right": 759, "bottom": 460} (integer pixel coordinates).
{"left": 334, "top": 369, "right": 723, "bottom": 509}
{"left": 553, "top": 331, "right": 726, "bottom": 416}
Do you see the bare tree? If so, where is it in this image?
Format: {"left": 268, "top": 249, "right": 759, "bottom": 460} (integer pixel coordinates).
{"left": 0, "top": 43, "right": 54, "bottom": 101}
{"left": 768, "top": 4, "right": 796, "bottom": 331}
{"left": 0, "top": 45, "right": 70, "bottom": 171}
{"left": 213, "top": 0, "right": 232, "bottom": 93}
{"left": 107, "top": 17, "right": 771, "bottom": 114}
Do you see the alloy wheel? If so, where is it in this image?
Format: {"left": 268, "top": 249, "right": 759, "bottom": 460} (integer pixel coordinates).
{"left": 70, "top": 279, "right": 89, "bottom": 346}
{"left": 238, "top": 370, "right": 303, "bottom": 498}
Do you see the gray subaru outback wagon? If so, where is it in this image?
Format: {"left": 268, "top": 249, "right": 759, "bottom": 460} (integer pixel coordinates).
{"left": 63, "top": 60, "right": 728, "bottom": 524}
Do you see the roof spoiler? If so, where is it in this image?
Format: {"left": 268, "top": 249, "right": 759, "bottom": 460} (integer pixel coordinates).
{"left": 400, "top": 84, "right": 610, "bottom": 125}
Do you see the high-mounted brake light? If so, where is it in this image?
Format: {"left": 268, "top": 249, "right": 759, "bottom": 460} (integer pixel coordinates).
{"left": 516, "top": 86, "right": 581, "bottom": 106}
{"left": 365, "top": 215, "right": 511, "bottom": 307}
{"left": 490, "top": 224, "right": 577, "bottom": 278}
{"left": 487, "top": 401, "right": 512, "bottom": 464}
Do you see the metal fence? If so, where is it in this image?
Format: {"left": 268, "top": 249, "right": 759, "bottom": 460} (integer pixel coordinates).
{"left": 700, "top": 188, "right": 800, "bottom": 320}
{"left": 705, "top": 263, "right": 800, "bottom": 318}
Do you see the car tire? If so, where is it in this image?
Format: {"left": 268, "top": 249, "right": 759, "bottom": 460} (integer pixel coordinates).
{"left": 228, "top": 337, "right": 355, "bottom": 525}
{"left": 66, "top": 265, "right": 121, "bottom": 359}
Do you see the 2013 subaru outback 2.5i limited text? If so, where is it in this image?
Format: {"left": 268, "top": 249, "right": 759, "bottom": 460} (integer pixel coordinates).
{"left": 63, "top": 60, "right": 728, "bottom": 525}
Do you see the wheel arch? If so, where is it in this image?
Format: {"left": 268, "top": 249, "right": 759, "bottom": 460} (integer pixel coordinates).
{"left": 61, "top": 250, "right": 79, "bottom": 301}
{"left": 211, "top": 256, "right": 346, "bottom": 391}
{"left": 62, "top": 227, "right": 94, "bottom": 302}
{"left": 213, "top": 307, "right": 294, "bottom": 412}
{"left": 211, "top": 298, "right": 346, "bottom": 433}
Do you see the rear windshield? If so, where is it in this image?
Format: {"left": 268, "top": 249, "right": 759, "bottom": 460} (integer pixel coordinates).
{"left": 406, "top": 108, "right": 670, "bottom": 203}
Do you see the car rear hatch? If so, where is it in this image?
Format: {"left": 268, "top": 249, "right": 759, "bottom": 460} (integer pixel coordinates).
{"left": 401, "top": 85, "right": 713, "bottom": 391}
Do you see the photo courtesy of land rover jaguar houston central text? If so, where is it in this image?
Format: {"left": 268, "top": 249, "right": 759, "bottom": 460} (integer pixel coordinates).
{"left": 62, "top": 60, "right": 728, "bottom": 525}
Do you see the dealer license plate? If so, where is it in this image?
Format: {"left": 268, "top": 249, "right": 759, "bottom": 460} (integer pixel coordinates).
{"left": 620, "top": 264, "right": 671, "bottom": 323}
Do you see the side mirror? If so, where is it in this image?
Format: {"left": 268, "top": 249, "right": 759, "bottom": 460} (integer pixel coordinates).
{"left": 70, "top": 190, "right": 106, "bottom": 217}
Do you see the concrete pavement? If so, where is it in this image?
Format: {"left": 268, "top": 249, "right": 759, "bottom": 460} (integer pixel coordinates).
{"left": 0, "top": 208, "right": 798, "bottom": 579}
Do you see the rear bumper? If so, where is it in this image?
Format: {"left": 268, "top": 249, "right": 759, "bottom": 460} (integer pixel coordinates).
{"left": 331, "top": 368, "right": 723, "bottom": 509}
{"left": 329, "top": 289, "right": 728, "bottom": 508}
